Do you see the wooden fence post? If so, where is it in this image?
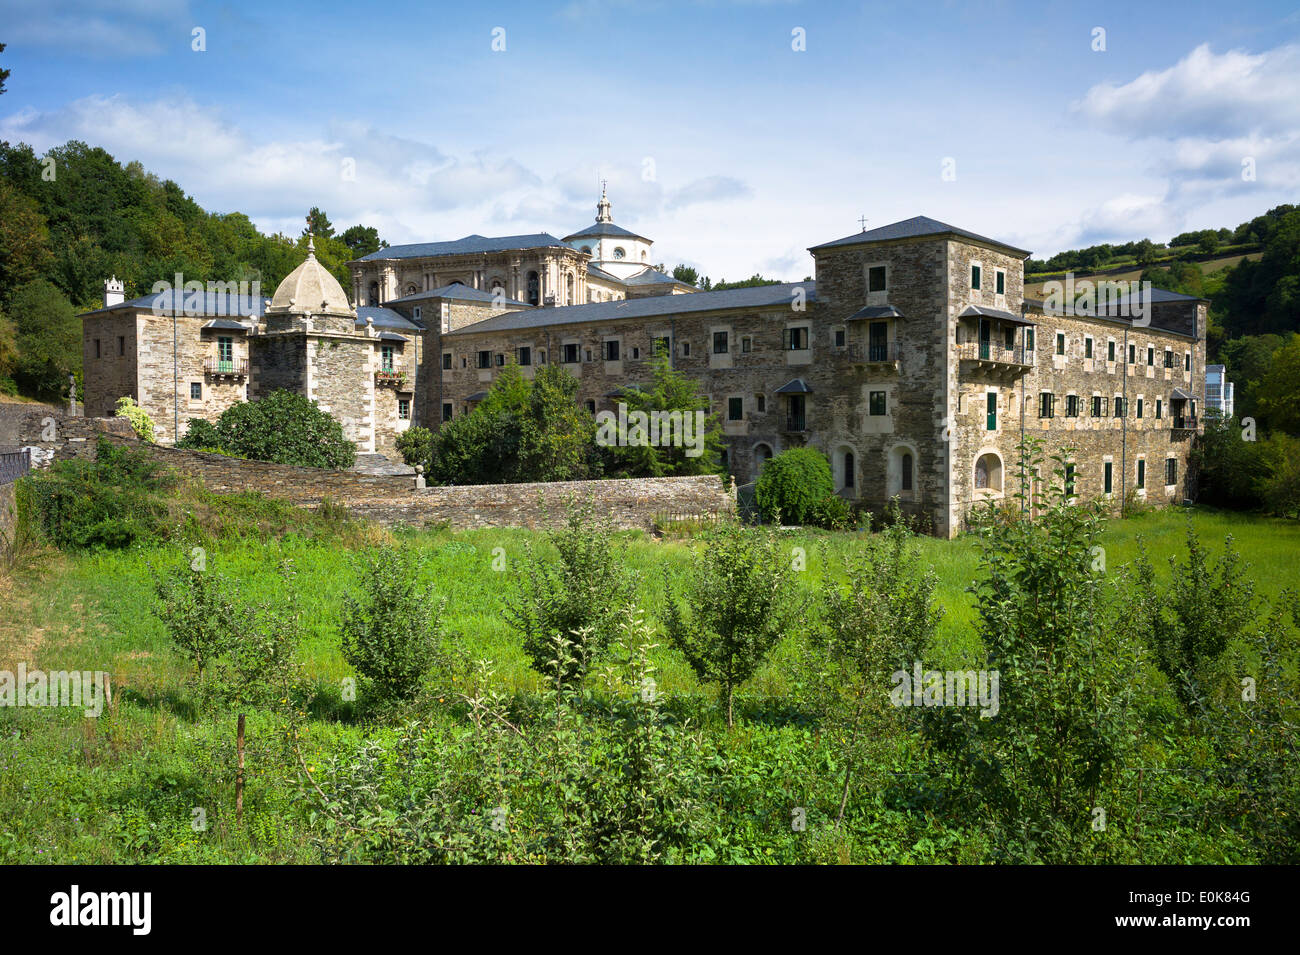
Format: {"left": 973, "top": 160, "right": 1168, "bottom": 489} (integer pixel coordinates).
{"left": 236, "top": 713, "right": 246, "bottom": 824}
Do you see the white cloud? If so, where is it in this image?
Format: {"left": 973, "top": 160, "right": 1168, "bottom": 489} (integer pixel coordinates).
{"left": 1075, "top": 42, "right": 1300, "bottom": 138}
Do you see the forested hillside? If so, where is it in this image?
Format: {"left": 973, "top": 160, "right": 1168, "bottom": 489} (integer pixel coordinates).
{"left": 0, "top": 138, "right": 385, "bottom": 401}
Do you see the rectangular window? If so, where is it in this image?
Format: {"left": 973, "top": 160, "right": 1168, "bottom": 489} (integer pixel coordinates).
{"left": 563, "top": 343, "right": 579, "bottom": 364}
{"left": 784, "top": 327, "right": 809, "bottom": 350}
{"left": 1065, "top": 463, "right": 1077, "bottom": 497}
{"left": 1128, "top": 344, "right": 1136, "bottom": 364}
{"left": 834, "top": 328, "right": 846, "bottom": 348}
{"left": 870, "top": 391, "right": 887, "bottom": 416}
{"left": 1085, "top": 337, "right": 1094, "bottom": 358}
{"left": 1039, "top": 392, "right": 1055, "bottom": 419}
{"left": 1166, "top": 458, "right": 1178, "bottom": 486}
{"left": 218, "top": 337, "right": 234, "bottom": 366}
{"left": 727, "top": 397, "right": 743, "bottom": 421}
{"left": 1184, "top": 353, "right": 1191, "bottom": 371}
{"left": 602, "top": 340, "right": 620, "bottom": 361}
{"left": 1137, "top": 398, "right": 1144, "bottom": 418}
{"left": 1066, "top": 395, "right": 1080, "bottom": 417}
{"left": 190, "top": 382, "right": 202, "bottom": 401}
{"left": 381, "top": 345, "right": 395, "bottom": 371}
{"left": 1156, "top": 398, "right": 1162, "bottom": 419}
{"left": 867, "top": 265, "right": 887, "bottom": 292}
{"left": 713, "top": 331, "right": 728, "bottom": 355}
{"left": 1104, "top": 461, "right": 1113, "bottom": 495}
{"left": 653, "top": 337, "right": 670, "bottom": 357}
{"left": 398, "top": 398, "right": 410, "bottom": 420}
{"left": 1091, "top": 395, "right": 1102, "bottom": 417}
{"left": 495, "top": 353, "right": 505, "bottom": 367}
{"left": 986, "top": 392, "right": 997, "bottom": 431}
{"left": 1108, "top": 340, "right": 1116, "bottom": 362}
{"left": 1136, "top": 458, "right": 1145, "bottom": 489}
{"left": 756, "top": 394, "right": 766, "bottom": 413}
{"left": 1056, "top": 332, "right": 1066, "bottom": 355}
{"left": 118, "top": 335, "right": 125, "bottom": 356}
{"left": 741, "top": 336, "right": 752, "bottom": 353}
{"left": 517, "top": 346, "right": 531, "bottom": 366}
{"left": 1164, "top": 349, "right": 1174, "bottom": 368}
{"left": 631, "top": 347, "right": 640, "bottom": 360}
{"left": 1025, "top": 328, "right": 1035, "bottom": 352}
{"left": 441, "top": 403, "right": 453, "bottom": 422}
{"left": 1114, "top": 397, "right": 1126, "bottom": 417}
{"left": 477, "top": 350, "right": 492, "bottom": 369}
{"left": 971, "top": 265, "right": 982, "bottom": 290}
{"left": 996, "top": 270, "right": 1005, "bottom": 295}
{"left": 94, "top": 339, "right": 101, "bottom": 359}
{"left": 680, "top": 342, "right": 690, "bottom": 357}
{"left": 442, "top": 352, "right": 452, "bottom": 370}
{"left": 1147, "top": 346, "right": 1154, "bottom": 366}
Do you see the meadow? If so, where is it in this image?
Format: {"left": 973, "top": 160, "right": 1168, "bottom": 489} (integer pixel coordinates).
{"left": 1, "top": 502, "right": 1297, "bottom": 864}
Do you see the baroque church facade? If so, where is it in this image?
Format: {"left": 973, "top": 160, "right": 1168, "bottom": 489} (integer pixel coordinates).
{"left": 80, "top": 197, "right": 1207, "bottom": 537}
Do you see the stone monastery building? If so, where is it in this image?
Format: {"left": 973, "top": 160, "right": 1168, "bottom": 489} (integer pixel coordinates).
{"left": 80, "top": 195, "right": 1207, "bottom": 537}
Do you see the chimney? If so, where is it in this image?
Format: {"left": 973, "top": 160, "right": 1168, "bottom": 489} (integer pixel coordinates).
{"left": 104, "top": 275, "right": 125, "bottom": 307}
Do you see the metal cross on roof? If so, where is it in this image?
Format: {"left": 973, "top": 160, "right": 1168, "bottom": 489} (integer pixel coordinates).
{"left": 858, "top": 215, "right": 868, "bottom": 232}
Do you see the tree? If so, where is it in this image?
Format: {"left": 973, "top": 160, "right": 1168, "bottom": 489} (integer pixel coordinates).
{"left": 928, "top": 441, "right": 1144, "bottom": 861}
{"left": 10, "top": 279, "right": 80, "bottom": 400}
{"left": 504, "top": 504, "right": 634, "bottom": 684}
{"left": 600, "top": 352, "right": 723, "bottom": 477}
{"left": 426, "top": 365, "right": 597, "bottom": 485}
{"left": 338, "top": 224, "right": 386, "bottom": 259}
{"left": 304, "top": 207, "right": 335, "bottom": 239}
{"left": 671, "top": 264, "right": 700, "bottom": 286}
{"left": 177, "top": 389, "right": 356, "bottom": 468}
{"left": 340, "top": 547, "right": 445, "bottom": 705}
{"left": 755, "top": 446, "right": 834, "bottom": 524}
{"left": 663, "top": 522, "right": 801, "bottom": 726}
{"left": 1254, "top": 334, "right": 1300, "bottom": 435}
{"left": 0, "top": 180, "right": 52, "bottom": 301}
{"left": 0, "top": 42, "right": 9, "bottom": 96}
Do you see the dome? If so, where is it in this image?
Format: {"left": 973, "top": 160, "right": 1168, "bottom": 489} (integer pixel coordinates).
{"left": 267, "top": 236, "right": 353, "bottom": 317}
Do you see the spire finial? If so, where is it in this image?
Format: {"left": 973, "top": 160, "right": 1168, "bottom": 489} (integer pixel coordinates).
{"left": 306, "top": 232, "right": 316, "bottom": 255}
{"left": 596, "top": 183, "right": 612, "bottom": 223}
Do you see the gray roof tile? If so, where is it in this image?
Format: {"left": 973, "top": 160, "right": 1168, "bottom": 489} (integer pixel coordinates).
{"left": 446, "top": 281, "right": 816, "bottom": 336}
{"left": 355, "top": 233, "right": 570, "bottom": 261}
{"left": 810, "top": 215, "right": 1031, "bottom": 257}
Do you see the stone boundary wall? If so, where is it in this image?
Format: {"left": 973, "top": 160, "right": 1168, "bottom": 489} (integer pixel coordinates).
{"left": 44, "top": 431, "right": 734, "bottom": 531}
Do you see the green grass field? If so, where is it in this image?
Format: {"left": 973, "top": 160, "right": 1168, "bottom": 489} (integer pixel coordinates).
{"left": 1, "top": 505, "right": 1296, "bottom": 863}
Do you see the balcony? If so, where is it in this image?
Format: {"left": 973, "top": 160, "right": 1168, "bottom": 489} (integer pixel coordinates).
{"left": 204, "top": 358, "right": 248, "bottom": 378}
{"left": 848, "top": 341, "right": 900, "bottom": 370}
{"left": 1172, "top": 415, "right": 1198, "bottom": 431}
{"left": 957, "top": 341, "right": 1034, "bottom": 378}
{"left": 783, "top": 413, "right": 808, "bottom": 434}
{"left": 375, "top": 368, "right": 409, "bottom": 389}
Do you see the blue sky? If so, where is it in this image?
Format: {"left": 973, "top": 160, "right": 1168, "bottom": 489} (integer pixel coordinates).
{"left": 2, "top": 0, "right": 1298, "bottom": 279}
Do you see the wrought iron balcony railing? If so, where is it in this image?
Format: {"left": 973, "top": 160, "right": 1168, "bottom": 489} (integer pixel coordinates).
{"left": 203, "top": 358, "right": 248, "bottom": 377}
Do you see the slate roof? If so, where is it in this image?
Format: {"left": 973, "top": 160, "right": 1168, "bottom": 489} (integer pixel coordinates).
{"left": 809, "top": 215, "right": 1032, "bottom": 258}
{"left": 622, "top": 267, "right": 691, "bottom": 288}
{"left": 446, "top": 281, "right": 815, "bottom": 336}
{"left": 775, "top": 378, "right": 814, "bottom": 394}
{"left": 80, "top": 289, "right": 265, "bottom": 318}
{"left": 959, "top": 304, "right": 1036, "bottom": 326}
{"left": 354, "top": 233, "right": 570, "bottom": 262}
{"left": 847, "top": 305, "right": 904, "bottom": 320}
{"left": 563, "top": 221, "right": 650, "bottom": 243}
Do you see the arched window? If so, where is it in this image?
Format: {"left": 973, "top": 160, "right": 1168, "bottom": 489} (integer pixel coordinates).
{"left": 367, "top": 281, "right": 379, "bottom": 306}
{"left": 404, "top": 284, "right": 417, "bottom": 297}
{"left": 527, "top": 271, "right": 539, "bottom": 306}
{"left": 974, "top": 452, "right": 1003, "bottom": 492}
{"left": 843, "top": 451, "right": 855, "bottom": 489}
{"left": 901, "top": 453, "right": 913, "bottom": 491}
{"left": 565, "top": 272, "right": 574, "bottom": 306}
{"left": 753, "top": 443, "right": 774, "bottom": 481}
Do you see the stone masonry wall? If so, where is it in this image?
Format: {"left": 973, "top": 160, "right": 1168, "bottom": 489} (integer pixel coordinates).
{"left": 50, "top": 437, "right": 735, "bottom": 531}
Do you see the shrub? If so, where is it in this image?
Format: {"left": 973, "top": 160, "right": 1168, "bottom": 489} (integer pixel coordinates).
{"left": 114, "top": 397, "right": 155, "bottom": 442}
{"left": 755, "top": 447, "right": 833, "bottom": 524}
{"left": 17, "top": 437, "right": 173, "bottom": 550}
{"left": 178, "top": 418, "right": 223, "bottom": 451}
{"left": 663, "top": 521, "right": 802, "bottom": 726}
{"left": 176, "top": 389, "right": 354, "bottom": 469}
{"left": 395, "top": 426, "right": 432, "bottom": 467}
{"left": 811, "top": 493, "right": 852, "bottom": 530}
{"left": 504, "top": 503, "right": 634, "bottom": 684}
{"left": 339, "top": 547, "right": 446, "bottom": 705}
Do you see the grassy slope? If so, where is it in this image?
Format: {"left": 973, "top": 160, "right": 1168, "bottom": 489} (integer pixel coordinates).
{"left": 1, "top": 507, "right": 1296, "bottom": 862}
